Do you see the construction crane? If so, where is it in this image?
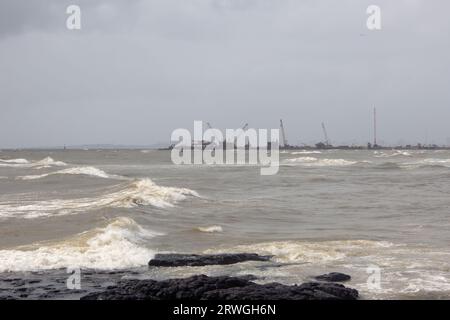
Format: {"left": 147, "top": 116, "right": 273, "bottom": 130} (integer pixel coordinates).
{"left": 373, "top": 107, "right": 377, "bottom": 147}
{"left": 204, "top": 122, "right": 222, "bottom": 149}
{"left": 280, "top": 119, "right": 288, "bottom": 147}
{"left": 321, "top": 122, "right": 330, "bottom": 147}
{"left": 234, "top": 123, "right": 249, "bottom": 148}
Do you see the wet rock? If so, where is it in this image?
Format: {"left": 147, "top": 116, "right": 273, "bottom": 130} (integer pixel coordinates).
{"left": 315, "top": 272, "right": 351, "bottom": 282}
{"left": 148, "top": 253, "right": 272, "bottom": 267}
{"left": 81, "top": 274, "right": 358, "bottom": 300}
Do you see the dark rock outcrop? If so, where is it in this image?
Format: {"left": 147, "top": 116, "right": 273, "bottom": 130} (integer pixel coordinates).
{"left": 81, "top": 274, "right": 358, "bottom": 300}
{"left": 148, "top": 253, "right": 272, "bottom": 267}
{"left": 315, "top": 272, "right": 351, "bottom": 282}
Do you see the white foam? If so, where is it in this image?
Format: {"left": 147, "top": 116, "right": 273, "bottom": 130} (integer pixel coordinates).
{"left": 0, "top": 217, "right": 161, "bottom": 271}
{"left": 400, "top": 274, "right": 450, "bottom": 294}
{"left": 374, "top": 151, "right": 412, "bottom": 158}
{"left": 419, "top": 158, "right": 450, "bottom": 165}
{"left": 0, "top": 158, "right": 29, "bottom": 164}
{"left": 206, "top": 240, "right": 450, "bottom": 299}
{"left": 0, "top": 157, "right": 67, "bottom": 168}
{"left": 197, "top": 225, "right": 223, "bottom": 233}
{"left": 33, "top": 157, "right": 67, "bottom": 167}
{"left": 286, "top": 156, "right": 318, "bottom": 163}
{"left": 0, "top": 178, "right": 200, "bottom": 219}
{"left": 205, "top": 239, "right": 394, "bottom": 264}
{"left": 285, "top": 157, "right": 357, "bottom": 167}
{"left": 17, "top": 166, "right": 117, "bottom": 180}
{"left": 291, "top": 151, "right": 322, "bottom": 155}
{"left": 401, "top": 158, "right": 450, "bottom": 169}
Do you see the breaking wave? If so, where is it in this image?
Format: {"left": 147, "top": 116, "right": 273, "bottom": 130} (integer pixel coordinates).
{"left": 0, "top": 157, "right": 67, "bottom": 168}
{"left": 196, "top": 225, "right": 223, "bottom": 233}
{"left": 291, "top": 151, "right": 322, "bottom": 155}
{"left": 0, "top": 158, "right": 29, "bottom": 164}
{"left": 376, "top": 158, "right": 450, "bottom": 170}
{"left": 17, "top": 166, "right": 120, "bottom": 180}
{"left": 207, "top": 239, "right": 394, "bottom": 264}
{"left": 285, "top": 157, "right": 359, "bottom": 167}
{"left": 0, "top": 178, "right": 200, "bottom": 219}
{"left": 34, "top": 157, "right": 67, "bottom": 167}
{"left": 374, "top": 151, "right": 413, "bottom": 158}
{"left": 205, "top": 240, "right": 450, "bottom": 299}
{"left": 405, "top": 158, "right": 450, "bottom": 168}
{"left": 0, "top": 217, "right": 161, "bottom": 272}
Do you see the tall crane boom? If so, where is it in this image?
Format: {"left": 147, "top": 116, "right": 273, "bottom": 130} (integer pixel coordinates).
{"left": 321, "top": 122, "right": 330, "bottom": 146}
{"left": 236, "top": 123, "right": 248, "bottom": 138}
{"left": 280, "top": 119, "right": 288, "bottom": 147}
{"left": 373, "top": 107, "right": 377, "bottom": 146}
{"left": 233, "top": 123, "right": 249, "bottom": 148}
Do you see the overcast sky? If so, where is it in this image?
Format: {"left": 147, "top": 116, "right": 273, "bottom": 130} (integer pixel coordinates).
{"left": 0, "top": 0, "right": 449, "bottom": 148}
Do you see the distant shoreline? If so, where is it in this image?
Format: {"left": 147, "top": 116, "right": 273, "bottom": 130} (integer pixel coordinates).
{"left": 2, "top": 145, "right": 450, "bottom": 151}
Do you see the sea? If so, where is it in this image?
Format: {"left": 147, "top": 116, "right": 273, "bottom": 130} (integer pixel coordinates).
{"left": 0, "top": 149, "right": 449, "bottom": 299}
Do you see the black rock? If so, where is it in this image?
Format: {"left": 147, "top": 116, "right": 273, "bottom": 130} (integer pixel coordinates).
{"left": 315, "top": 272, "right": 351, "bottom": 282}
{"left": 148, "top": 253, "right": 272, "bottom": 267}
{"left": 81, "top": 274, "right": 358, "bottom": 300}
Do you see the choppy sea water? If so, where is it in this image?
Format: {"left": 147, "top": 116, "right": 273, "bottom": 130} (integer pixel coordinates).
{"left": 0, "top": 149, "right": 450, "bottom": 299}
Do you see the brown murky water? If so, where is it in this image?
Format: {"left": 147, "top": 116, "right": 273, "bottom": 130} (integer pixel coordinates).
{"left": 1, "top": 149, "right": 450, "bottom": 299}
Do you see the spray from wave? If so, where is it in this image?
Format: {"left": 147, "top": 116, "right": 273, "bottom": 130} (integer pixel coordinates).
{"left": 0, "top": 217, "right": 162, "bottom": 272}
{"left": 0, "top": 178, "right": 200, "bottom": 219}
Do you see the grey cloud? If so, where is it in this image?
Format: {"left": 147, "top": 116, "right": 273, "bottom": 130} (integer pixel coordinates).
{"left": 0, "top": 0, "right": 142, "bottom": 38}
{"left": 0, "top": 0, "right": 449, "bottom": 148}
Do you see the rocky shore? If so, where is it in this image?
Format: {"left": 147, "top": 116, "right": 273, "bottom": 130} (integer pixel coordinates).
{"left": 148, "top": 253, "right": 273, "bottom": 267}
{"left": 81, "top": 274, "right": 358, "bottom": 300}
{"left": 0, "top": 253, "right": 359, "bottom": 300}
{"left": 82, "top": 253, "right": 358, "bottom": 300}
